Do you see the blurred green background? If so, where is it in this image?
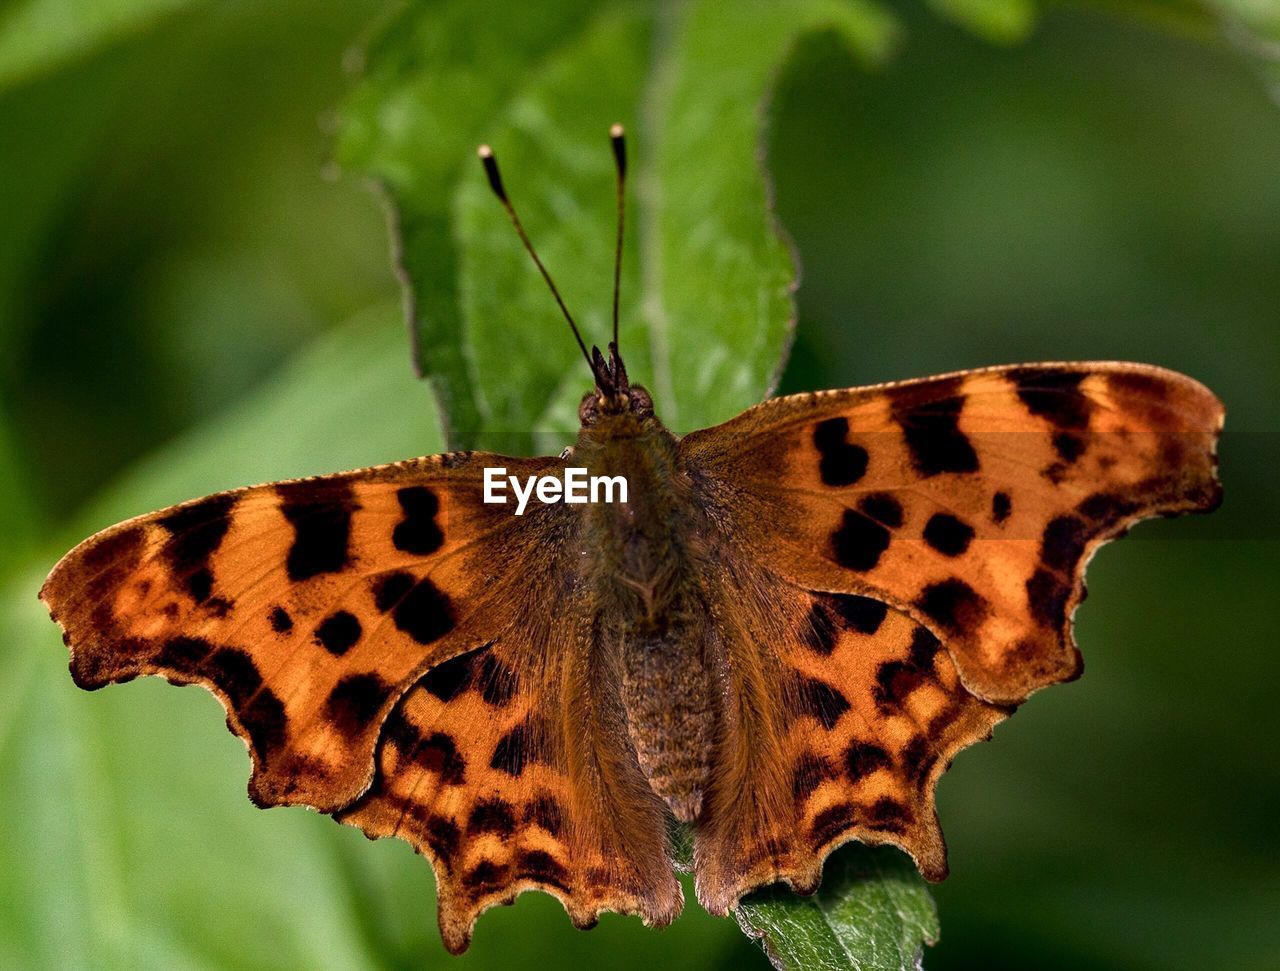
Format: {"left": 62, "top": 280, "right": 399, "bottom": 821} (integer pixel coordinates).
{"left": 1, "top": 1, "right": 1277, "bottom": 969}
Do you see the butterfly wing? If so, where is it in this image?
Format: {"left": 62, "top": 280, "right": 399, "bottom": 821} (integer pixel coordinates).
{"left": 691, "top": 581, "right": 1009, "bottom": 912}
{"left": 42, "top": 450, "right": 681, "bottom": 950}
{"left": 41, "top": 451, "right": 566, "bottom": 811}
{"left": 336, "top": 601, "right": 682, "bottom": 953}
{"left": 679, "top": 361, "right": 1222, "bottom": 910}
{"left": 681, "top": 362, "right": 1223, "bottom": 704}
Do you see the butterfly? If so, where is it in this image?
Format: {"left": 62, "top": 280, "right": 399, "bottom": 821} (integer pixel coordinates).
{"left": 41, "top": 125, "right": 1224, "bottom": 955}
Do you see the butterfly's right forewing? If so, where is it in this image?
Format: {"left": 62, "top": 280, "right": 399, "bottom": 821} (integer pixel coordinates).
{"left": 682, "top": 362, "right": 1223, "bottom": 704}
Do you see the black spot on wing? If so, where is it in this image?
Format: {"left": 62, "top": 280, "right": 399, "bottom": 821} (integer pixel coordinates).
{"left": 793, "top": 752, "right": 840, "bottom": 800}
{"left": 1010, "top": 368, "right": 1090, "bottom": 429}
{"left": 858, "top": 493, "right": 903, "bottom": 528}
{"left": 517, "top": 850, "right": 570, "bottom": 890}
{"left": 845, "top": 742, "right": 891, "bottom": 780}
{"left": 813, "top": 417, "right": 869, "bottom": 487}
{"left": 869, "top": 629, "right": 942, "bottom": 711}
{"left": 477, "top": 652, "right": 519, "bottom": 707}
{"left": 900, "top": 736, "right": 932, "bottom": 782}
{"left": 423, "top": 815, "right": 461, "bottom": 867}
{"left": 314, "top": 610, "right": 362, "bottom": 656}
{"left": 1041, "top": 516, "right": 1087, "bottom": 572}
{"left": 805, "top": 593, "right": 890, "bottom": 654}
{"left": 325, "top": 673, "right": 393, "bottom": 738}
{"left": 491, "top": 719, "right": 547, "bottom": 776}
{"left": 866, "top": 797, "right": 909, "bottom": 831}
{"left": 372, "top": 571, "right": 413, "bottom": 610}
{"left": 802, "top": 602, "right": 840, "bottom": 655}
{"left": 81, "top": 525, "right": 146, "bottom": 579}
{"left": 241, "top": 691, "right": 287, "bottom": 767}
{"left": 992, "top": 491, "right": 1012, "bottom": 524}
{"left": 874, "top": 659, "right": 928, "bottom": 710}
{"left": 393, "top": 486, "right": 444, "bottom": 555}
{"left": 1077, "top": 492, "right": 1139, "bottom": 523}
{"left": 923, "top": 513, "right": 974, "bottom": 557}
{"left": 796, "top": 677, "right": 851, "bottom": 730}
{"left": 421, "top": 650, "right": 479, "bottom": 702}
{"left": 155, "top": 635, "right": 213, "bottom": 672}
{"left": 209, "top": 647, "right": 263, "bottom": 706}
{"left": 372, "top": 571, "right": 455, "bottom": 645}
{"left": 187, "top": 568, "right": 214, "bottom": 604}
{"left": 159, "top": 494, "right": 236, "bottom": 602}
{"left": 1053, "top": 431, "right": 1086, "bottom": 463}
{"left": 268, "top": 606, "right": 293, "bottom": 633}
{"left": 908, "top": 627, "right": 942, "bottom": 668}
{"left": 278, "top": 480, "right": 356, "bottom": 581}
{"left": 1026, "top": 569, "right": 1072, "bottom": 629}
{"left": 890, "top": 382, "right": 979, "bottom": 477}
{"left": 830, "top": 509, "right": 891, "bottom": 572}
{"left": 810, "top": 802, "right": 856, "bottom": 847}
{"left": 918, "top": 578, "right": 989, "bottom": 634}
{"left": 468, "top": 798, "right": 517, "bottom": 837}
{"left": 828, "top": 593, "right": 888, "bottom": 635}
{"left": 463, "top": 860, "right": 509, "bottom": 890}
{"left": 383, "top": 707, "right": 421, "bottom": 751}
{"left": 525, "top": 795, "right": 565, "bottom": 836}
{"left": 409, "top": 731, "right": 467, "bottom": 785}
{"left": 1105, "top": 369, "right": 1172, "bottom": 403}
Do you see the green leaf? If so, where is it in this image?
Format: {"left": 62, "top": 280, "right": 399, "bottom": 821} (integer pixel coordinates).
{"left": 0, "top": 0, "right": 203, "bottom": 92}
{"left": 72, "top": 302, "right": 441, "bottom": 531}
{"left": 341, "top": 0, "right": 898, "bottom": 453}
{"left": 0, "top": 405, "right": 42, "bottom": 580}
{"left": 336, "top": 0, "right": 608, "bottom": 444}
{"left": 1207, "top": 0, "right": 1280, "bottom": 90}
{"left": 929, "top": 0, "right": 1037, "bottom": 44}
{"left": 736, "top": 845, "right": 939, "bottom": 971}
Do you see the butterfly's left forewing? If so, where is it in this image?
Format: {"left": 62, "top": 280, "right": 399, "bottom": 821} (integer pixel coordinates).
{"left": 41, "top": 452, "right": 564, "bottom": 812}
{"left": 680, "top": 361, "right": 1222, "bottom": 911}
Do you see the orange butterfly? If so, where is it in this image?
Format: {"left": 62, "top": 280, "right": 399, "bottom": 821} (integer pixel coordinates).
{"left": 41, "top": 126, "right": 1223, "bottom": 954}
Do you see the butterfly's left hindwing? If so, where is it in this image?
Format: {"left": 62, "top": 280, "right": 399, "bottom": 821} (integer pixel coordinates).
{"left": 680, "top": 361, "right": 1222, "bottom": 911}
{"left": 337, "top": 610, "right": 683, "bottom": 954}
{"left": 40, "top": 452, "right": 565, "bottom": 812}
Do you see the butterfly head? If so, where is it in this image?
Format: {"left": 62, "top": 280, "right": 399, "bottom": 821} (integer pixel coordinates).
{"left": 579, "top": 341, "right": 654, "bottom": 426}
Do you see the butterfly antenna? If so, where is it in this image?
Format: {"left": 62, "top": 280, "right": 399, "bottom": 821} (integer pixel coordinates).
{"left": 477, "top": 144, "right": 595, "bottom": 376}
{"left": 609, "top": 123, "right": 626, "bottom": 352}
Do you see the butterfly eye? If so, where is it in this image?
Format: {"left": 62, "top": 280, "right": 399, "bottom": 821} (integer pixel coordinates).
{"left": 578, "top": 391, "right": 600, "bottom": 426}
{"left": 629, "top": 385, "right": 654, "bottom": 418}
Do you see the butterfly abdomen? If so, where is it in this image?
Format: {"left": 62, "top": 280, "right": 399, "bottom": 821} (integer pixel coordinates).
{"left": 617, "top": 608, "right": 717, "bottom": 823}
